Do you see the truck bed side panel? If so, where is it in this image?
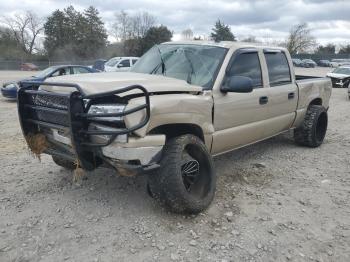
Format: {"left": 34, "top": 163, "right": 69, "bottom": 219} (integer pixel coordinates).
{"left": 292, "top": 77, "right": 332, "bottom": 128}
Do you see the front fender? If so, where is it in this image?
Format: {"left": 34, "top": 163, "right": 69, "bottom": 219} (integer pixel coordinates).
{"left": 124, "top": 93, "right": 214, "bottom": 138}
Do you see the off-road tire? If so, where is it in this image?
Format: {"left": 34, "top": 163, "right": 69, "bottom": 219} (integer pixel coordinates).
{"left": 148, "top": 134, "right": 216, "bottom": 214}
{"left": 294, "top": 105, "right": 328, "bottom": 147}
{"left": 52, "top": 156, "right": 75, "bottom": 170}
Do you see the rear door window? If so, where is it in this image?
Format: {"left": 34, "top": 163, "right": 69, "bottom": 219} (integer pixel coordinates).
{"left": 264, "top": 52, "right": 291, "bottom": 86}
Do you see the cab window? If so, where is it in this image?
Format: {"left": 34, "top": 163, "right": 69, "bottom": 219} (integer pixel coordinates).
{"left": 72, "top": 67, "right": 90, "bottom": 74}
{"left": 226, "top": 52, "right": 262, "bottom": 88}
{"left": 264, "top": 52, "right": 291, "bottom": 86}
{"left": 51, "top": 67, "right": 70, "bottom": 77}
{"left": 119, "top": 59, "right": 130, "bottom": 68}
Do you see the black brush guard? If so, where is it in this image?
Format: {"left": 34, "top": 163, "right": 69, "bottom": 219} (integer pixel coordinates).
{"left": 17, "top": 81, "right": 150, "bottom": 170}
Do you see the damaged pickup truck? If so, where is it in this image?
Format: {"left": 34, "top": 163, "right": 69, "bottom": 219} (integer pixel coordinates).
{"left": 17, "top": 41, "right": 332, "bottom": 214}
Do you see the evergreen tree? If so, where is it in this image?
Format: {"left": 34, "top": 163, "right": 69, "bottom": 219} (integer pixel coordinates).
{"left": 124, "top": 25, "right": 172, "bottom": 56}
{"left": 44, "top": 6, "right": 107, "bottom": 59}
{"left": 82, "top": 6, "right": 107, "bottom": 53}
{"left": 210, "top": 20, "right": 236, "bottom": 42}
{"left": 44, "top": 9, "right": 69, "bottom": 56}
{"left": 142, "top": 25, "right": 172, "bottom": 53}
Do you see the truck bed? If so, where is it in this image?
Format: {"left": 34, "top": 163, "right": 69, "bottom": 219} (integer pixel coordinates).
{"left": 295, "top": 75, "right": 332, "bottom": 111}
{"left": 295, "top": 75, "right": 325, "bottom": 81}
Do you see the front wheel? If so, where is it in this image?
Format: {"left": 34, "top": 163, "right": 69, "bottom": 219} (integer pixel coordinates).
{"left": 148, "top": 134, "right": 216, "bottom": 214}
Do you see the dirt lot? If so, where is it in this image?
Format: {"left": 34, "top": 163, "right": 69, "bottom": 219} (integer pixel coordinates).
{"left": 0, "top": 68, "right": 349, "bottom": 262}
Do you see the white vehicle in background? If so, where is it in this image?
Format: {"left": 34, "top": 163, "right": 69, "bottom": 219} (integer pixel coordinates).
{"left": 104, "top": 57, "right": 139, "bottom": 72}
{"left": 329, "top": 59, "right": 350, "bottom": 68}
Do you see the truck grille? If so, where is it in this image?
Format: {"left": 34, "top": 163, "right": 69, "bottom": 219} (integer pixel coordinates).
{"left": 29, "top": 93, "right": 69, "bottom": 110}
{"left": 27, "top": 93, "right": 70, "bottom": 127}
{"left": 18, "top": 81, "right": 151, "bottom": 170}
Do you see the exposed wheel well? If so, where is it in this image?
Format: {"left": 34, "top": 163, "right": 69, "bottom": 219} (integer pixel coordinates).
{"left": 309, "top": 98, "right": 322, "bottom": 106}
{"left": 149, "top": 124, "right": 205, "bottom": 142}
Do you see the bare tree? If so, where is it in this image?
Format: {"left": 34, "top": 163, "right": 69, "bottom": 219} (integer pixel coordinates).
{"left": 137, "top": 12, "right": 156, "bottom": 38}
{"left": 113, "top": 11, "right": 155, "bottom": 41}
{"left": 181, "top": 28, "right": 193, "bottom": 40}
{"left": 1, "top": 11, "right": 43, "bottom": 54}
{"left": 113, "top": 11, "right": 131, "bottom": 41}
{"left": 285, "top": 23, "right": 316, "bottom": 54}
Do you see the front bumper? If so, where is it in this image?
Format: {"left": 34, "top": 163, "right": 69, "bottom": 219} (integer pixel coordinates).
{"left": 51, "top": 125, "right": 164, "bottom": 166}
{"left": 17, "top": 81, "right": 154, "bottom": 173}
{"left": 102, "top": 135, "right": 165, "bottom": 165}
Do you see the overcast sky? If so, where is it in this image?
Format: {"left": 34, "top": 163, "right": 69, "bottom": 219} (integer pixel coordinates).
{"left": 1, "top": 0, "right": 350, "bottom": 45}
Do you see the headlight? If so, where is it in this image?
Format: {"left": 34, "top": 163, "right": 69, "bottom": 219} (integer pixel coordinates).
{"left": 88, "top": 104, "right": 126, "bottom": 122}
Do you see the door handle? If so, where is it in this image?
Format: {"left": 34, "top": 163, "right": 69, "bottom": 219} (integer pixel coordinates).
{"left": 259, "top": 96, "right": 269, "bottom": 105}
{"left": 288, "top": 92, "right": 295, "bottom": 99}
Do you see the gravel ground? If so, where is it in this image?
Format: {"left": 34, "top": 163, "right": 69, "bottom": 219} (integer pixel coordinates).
{"left": 0, "top": 68, "right": 349, "bottom": 262}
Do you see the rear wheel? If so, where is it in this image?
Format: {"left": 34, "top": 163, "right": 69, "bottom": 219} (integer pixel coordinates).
{"left": 294, "top": 105, "right": 328, "bottom": 147}
{"left": 52, "top": 155, "right": 75, "bottom": 170}
{"left": 148, "top": 134, "right": 216, "bottom": 214}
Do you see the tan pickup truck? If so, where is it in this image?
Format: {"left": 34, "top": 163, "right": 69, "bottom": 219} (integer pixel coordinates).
{"left": 17, "top": 41, "right": 332, "bottom": 214}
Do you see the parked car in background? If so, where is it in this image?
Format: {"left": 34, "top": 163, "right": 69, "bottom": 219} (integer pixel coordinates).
{"left": 292, "top": 58, "right": 304, "bottom": 67}
{"left": 318, "top": 60, "right": 330, "bottom": 67}
{"left": 330, "top": 59, "right": 350, "bottom": 68}
{"left": 1, "top": 65, "right": 98, "bottom": 99}
{"left": 20, "top": 63, "right": 38, "bottom": 71}
{"left": 104, "top": 57, "right": 139, "bottom": 72}
{"left": 326, "top": 66, "right": 350, "bottom": 89}
{"left": 302, "top": 59, "right": 317, "bottom": 68}
{"left": 330, "top": 59, "right": 341, "bottom": 67}
{"left": 92, "top": 59, "right": 107, "bottom": 72}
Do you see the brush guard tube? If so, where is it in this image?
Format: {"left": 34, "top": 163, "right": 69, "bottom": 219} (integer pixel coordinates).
{"left": 17, "top": 81, "right": 151, "bottom": 171}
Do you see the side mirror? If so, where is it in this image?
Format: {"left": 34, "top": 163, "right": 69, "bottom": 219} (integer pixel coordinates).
{"left": 221, "top": 76, "right": 254, "bottom": 93}
{"left": 117, "top": 64, "right": 124, "bottom": 68}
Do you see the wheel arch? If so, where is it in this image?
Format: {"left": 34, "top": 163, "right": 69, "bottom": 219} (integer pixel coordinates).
{"left": 149, "top": 123, "right": 205, "bottom": 142}
{"left": 309, "top": 97, "right": 323, "bottom": 107}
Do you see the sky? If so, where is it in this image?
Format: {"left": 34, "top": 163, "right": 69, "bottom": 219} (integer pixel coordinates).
{"left": 1, "top": 0, "right": 350, "bottom": 45}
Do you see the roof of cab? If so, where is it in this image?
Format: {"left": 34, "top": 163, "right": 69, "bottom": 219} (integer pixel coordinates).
{"left": 161, "top": 40, "right": 287, "bottom": 51}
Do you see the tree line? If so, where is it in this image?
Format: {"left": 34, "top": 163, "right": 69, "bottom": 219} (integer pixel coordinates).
{"left": 0, "top": 6, "right": 173, "bottom": 61}
{"left": 0, "top": 6, "right": 349, "bottom": 61}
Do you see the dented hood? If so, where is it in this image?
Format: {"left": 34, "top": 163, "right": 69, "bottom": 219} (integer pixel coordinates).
{"left": 40, "top": 72, "right": 202, "bottom": 95}
{"left": 326, "top": 72, "right": 350, "bottom": 79}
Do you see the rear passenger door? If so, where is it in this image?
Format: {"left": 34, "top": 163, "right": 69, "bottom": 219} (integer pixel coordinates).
{"left": 263, "top": 50, "right": 298, "bottom": 136}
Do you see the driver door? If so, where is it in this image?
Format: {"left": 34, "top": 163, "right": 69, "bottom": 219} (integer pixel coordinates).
{"left": 212, "top": 49, "right": 270, "bottom": 154}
